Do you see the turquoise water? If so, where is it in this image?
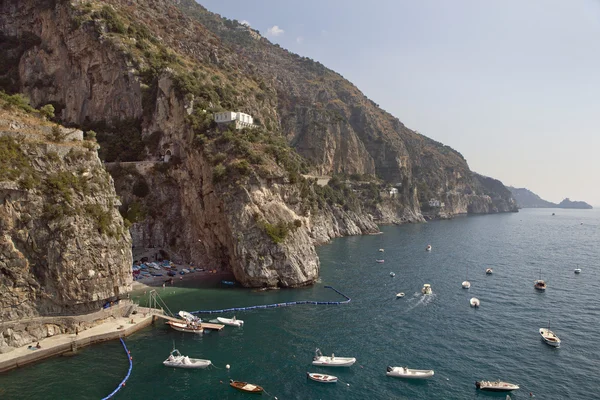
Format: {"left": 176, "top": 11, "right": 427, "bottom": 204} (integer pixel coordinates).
{"left": 1, "top": 209, "right": 599, "bottom": 399}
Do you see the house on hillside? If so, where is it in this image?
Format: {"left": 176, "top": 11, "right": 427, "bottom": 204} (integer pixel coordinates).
{"left": 214, "top": 111, "right": 257, "bottom": 130}
{"left": 428, "top": 199, "right": 445, "bottom": 208}
{"left": 389, "top": 188, "right": 398, "bottom": 197}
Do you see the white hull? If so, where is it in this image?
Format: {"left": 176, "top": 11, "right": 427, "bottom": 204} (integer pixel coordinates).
{"left": 476, "top": 381, "right": 519, "bottom": 392}
{"left": 307, "top": 372, "right": 338, "bottom": 383}
{"left": 462, "top": 281, "right": 470, "bottom": 289}
{"left": 470, "top": 298, "right": 480, "bottom": 307}
{"left": 386, "top": 366, "right": 434, "bottom": 379}
{"left": 167, "top": 321, "right": 203, "bottom": 334}
{"left": 163, "top": 350, "right": 211, "bottom": 369}
{"left": 217, "top": 317, "right": 244, "bottom": 327}
{"left": 421, "top": 284, "right": 432, "bottom": 295}
{"left": 312, "top": 356, "right": 356, "bottom": 367}
{"left": 163, "top": 358, "right": 212, "bottom": 369}
{"left": 396, "top": 292, "right": 405, "bottom": 298}
{"left": 539, "top": 328, "right": 561, "bottom": 347}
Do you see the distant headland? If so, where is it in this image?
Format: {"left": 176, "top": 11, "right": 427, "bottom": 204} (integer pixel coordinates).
{"left": 508, "top": 187, "right": 593, "bottom": 209}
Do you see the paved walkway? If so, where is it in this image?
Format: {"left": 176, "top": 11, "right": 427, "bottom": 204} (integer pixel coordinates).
{"left": 0, "top": 312, "right": 155, "bottom": 373}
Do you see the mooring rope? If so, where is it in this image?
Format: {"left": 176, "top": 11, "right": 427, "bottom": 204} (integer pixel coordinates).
{"left": 101, "top": 338, "right": 133, "bottom": 400}
{"left": 190, "top": 286, "right": 350, "bottom": 315}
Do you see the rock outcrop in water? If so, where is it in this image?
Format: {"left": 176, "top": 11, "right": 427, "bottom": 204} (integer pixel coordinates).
{"left": 0, "top": 0, "right": 516, "bottom": 289}
{"left": 0, "top": 95, "right": 132, "bottom": 347}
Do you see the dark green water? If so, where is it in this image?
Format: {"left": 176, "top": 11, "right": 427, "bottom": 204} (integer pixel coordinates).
{"left": 1, "top": 209, "right": 599, "bottom": 399}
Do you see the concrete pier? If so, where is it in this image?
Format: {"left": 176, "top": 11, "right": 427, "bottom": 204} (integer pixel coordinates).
{"left": 0, "top": 309, "right": 159, "bottom": 373}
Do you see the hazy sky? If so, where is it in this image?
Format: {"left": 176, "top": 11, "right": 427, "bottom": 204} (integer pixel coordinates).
{"left": 198, "top": 0, "right": 600, "bottom": 205}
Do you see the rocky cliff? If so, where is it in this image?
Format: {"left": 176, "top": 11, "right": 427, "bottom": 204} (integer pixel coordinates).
{"left": 0, "top": 0, "right": 516, "bottom": 288}
{"left": 508, "top": 187, "right": 593, "bottom": 209}
{"left": 0, "top": 95, "right": 132, "bottom": 326}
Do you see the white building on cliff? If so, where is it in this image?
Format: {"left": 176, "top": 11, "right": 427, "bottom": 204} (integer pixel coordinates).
{"left": 214, "top": 111, "right": 257, "bottom": 130}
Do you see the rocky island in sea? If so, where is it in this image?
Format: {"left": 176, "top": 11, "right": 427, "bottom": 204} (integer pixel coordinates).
{"left": 508, "top": 187, "right": 592, "bottom": 209}
{"left": 1, "top": 0, "right": 517, "bottom": 357}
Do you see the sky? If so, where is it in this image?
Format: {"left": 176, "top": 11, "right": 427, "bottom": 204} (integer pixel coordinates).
{"left": 198, "top": 0, "right": 600, "bottom": 206}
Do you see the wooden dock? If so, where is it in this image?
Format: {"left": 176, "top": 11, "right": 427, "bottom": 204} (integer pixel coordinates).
{"left": 200, "top": 322, "right": 225, "bottom": 331}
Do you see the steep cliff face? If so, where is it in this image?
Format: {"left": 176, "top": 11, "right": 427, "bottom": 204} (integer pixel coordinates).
{"left": 0, "top": 99, "right": 132, "bottom": 323}
{"left": 108, "top": 76, "right": 378, "bottom": 287}
{"left": 1, "top": 0, "right": 516, "bottom": 288}
{"left": 0, "top": 0, "right": 142, "bottom": 125}
{"left": 174, "top": 0, "right": 516, "bottom": 219}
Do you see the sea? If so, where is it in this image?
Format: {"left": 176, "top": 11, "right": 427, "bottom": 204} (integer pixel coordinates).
{"left": 0, "top": 208, "right": 598, "bottom": 399}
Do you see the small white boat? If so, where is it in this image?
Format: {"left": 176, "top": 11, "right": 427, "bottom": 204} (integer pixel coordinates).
{"left": 216, "top": 316, "right": 244, "bottom": 327}
{"left": 396, "top": 292, "right": 405, "bottom": 298}
{"left": 574, "top": 268, "right": 581, "bottom": 274}
{"left": 166, "top": 320, "right": 203, "bottom": 334}
{"left": 462, "top": 281, "right": 471, "bottom": 289}
{"left": 312, "top": 349, "right": 356, "bottom": 367}
{"left": 426, "top": 245, "right": 432, "bottom": 251}
{"left": 470, "top": 297, "right": 480, "bottom": 307}
{"left": 421, "top": 284, "right": 432, "bottom": 295}
{"left": 476, "top": 380, "right": 520, "bottom": 392}
{"left": 390, "top": 272, "right": 395, "bottom": 277}
{"left": 178, "top": 311, "right": 200, "bottom": 323}
{"left": 534, "top": 280, "right": 546, "bottom": 291}
{"left": 540, "top": 325, "right": 561, "bottom": 347}
{"left": 379, "top": 248, "right": 385, "bottom": 252}
{"left": 376, "top": 259, "right": 385, "bottom": 263}
{"left": 386, "top": 366, "right": 434, "bottom": 379}
{"left": 486, "top": 268, "right": 493, "bottom": 275}
{"left": 307, "top": 372, "right": 338, "bottom": 383}
{"left": 163, "top": 349, "right": 211, "bottom": 369}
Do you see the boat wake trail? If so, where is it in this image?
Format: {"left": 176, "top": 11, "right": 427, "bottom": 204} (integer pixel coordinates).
{"left": 405, "top": 293, "right": 436, "bottom": 312}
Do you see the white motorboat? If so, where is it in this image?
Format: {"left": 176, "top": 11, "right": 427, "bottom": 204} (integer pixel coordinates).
{"left": 534, "top": 279, "right": 546, "bottom": 291}
{"left": 396, "top": 292, "right": 405, "bottom": 298}
{"left": 163, "top": 349, "right": 211, "bottom": 369}
{"left": 390, "top": 272, "right": 395, "bottom": 277}
{"left": 421, "top": 284, "right": 432, "bottom": 295}
{"left": 574, "top": 268, "right": 581, "bottom": 274}
{"left": 426, "top": 245, "right": 432, "bottom": 251}
{"left": 178, "top": 311, "right": 200, "bottom": 323}
{"left": 540, "top": 324, "right": 561, "bottom": 347}
{"left": 376, "top": 259, "right": 385, "bottom": 263}
{"left": 312, "top": 349, "right": 356, "bottom": 367}
{"left": 166, "top": 320, "right": 203, "bottom": 334}
{"left": 462, "top": 281, "right": 471, "bottom": 289}
{"left": 470, "top": 297, "right": 480, "bottom": 307}
{"left": 307, "top": 372, "right": 338, "bottom": 383}
{"left": 216, "top": 316, "right": 244, "bottom": 327}
{"left": 476, "top": 380, "right": 520, "bottom": 392}
{"left": 386, "top": 366, "right": 434, "bottom": 379}
{"left": 379, "top": 248, "right": 385, "bottom": 252}
{"left": 486, "top": 268, "right": 493, "bottom": 275}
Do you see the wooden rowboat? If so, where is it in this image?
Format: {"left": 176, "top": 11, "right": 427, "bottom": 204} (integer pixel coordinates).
{"left": 307, "top": 372, "right": 338, "bottom": 383}
{"left": 229, "top": 380, "right": 263, "bottom": 394}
